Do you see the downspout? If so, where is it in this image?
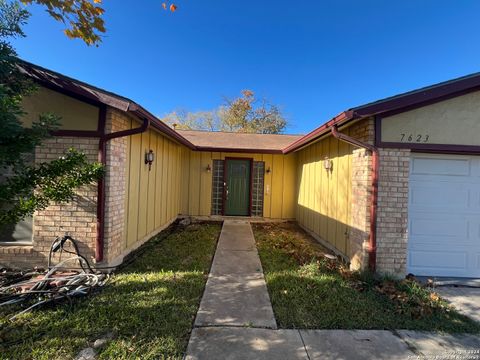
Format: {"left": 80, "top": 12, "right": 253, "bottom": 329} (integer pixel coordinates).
{"left": 96, "top": 114, "right": 150, "bottom": 262}
{"left": 330, "top": 125, "right": 379, "bottom": 272}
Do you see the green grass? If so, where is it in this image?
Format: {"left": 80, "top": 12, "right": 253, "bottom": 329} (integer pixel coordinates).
{"left": 0, "top": 222, "right": 221, "bottom": 360}
{"left": 253, "top": 222, "right": 480, "bottom": 333}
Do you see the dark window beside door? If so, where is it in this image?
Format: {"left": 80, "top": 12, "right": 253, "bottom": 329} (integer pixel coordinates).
{"left": 252, "top": 161, "right": 265, "bottom": 217}
{"left": 211, "top": 160, "right": 224, "bottom": 215}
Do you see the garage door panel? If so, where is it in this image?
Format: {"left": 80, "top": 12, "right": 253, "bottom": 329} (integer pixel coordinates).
{"left": 410, "top": 217, "right": 467, "bottom": 238}
{"left": 409, "top": 250, "right": 467, "bottom": 270}
{"left": 410, "top": 185, "right": 469, "bottom": 210}
{"left": 408, "top": 154, "right": 480, "bottom": 278}
{"left": 410, "top": 157, "right": 471, "bottom": 176}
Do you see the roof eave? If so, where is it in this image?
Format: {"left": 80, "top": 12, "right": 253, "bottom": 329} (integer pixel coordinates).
{"left": 128, "top": 105, "right": 196, "bottom": 149}
{"left": 282, "top": 110, "right": 357, "bottom": 153}
{"left": 195, "top": 146, "right": 284, "bottom": 154}
{"left": 284, "top": 71, "right": 480, "bottom": 154}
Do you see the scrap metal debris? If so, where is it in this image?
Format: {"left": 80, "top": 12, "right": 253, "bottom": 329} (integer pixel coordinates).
{"left": 0, "top": 235, "right": 108, "bottom": 321}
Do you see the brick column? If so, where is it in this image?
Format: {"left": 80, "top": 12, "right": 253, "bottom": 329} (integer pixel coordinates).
{"left": 376, "top": 148, "right": 410, "bottom": 276}
{"left": 102, "top": 108, "right": 130, "bottom": 264}
{"left": 350, "top": 148, "right": 372, "bottom": 270}
{"left": 348, "top": 118, "right": 374, "bottom": 271}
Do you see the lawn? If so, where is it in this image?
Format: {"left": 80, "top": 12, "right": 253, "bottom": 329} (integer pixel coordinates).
{"left": 0, "top": 222, "right": 221, "bottom": 360}
{"left": 253, "top": 222, "right": 480, "bottom": 333}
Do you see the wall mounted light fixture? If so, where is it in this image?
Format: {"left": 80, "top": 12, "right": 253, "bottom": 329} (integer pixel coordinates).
{"left": 265, "top": 166, "right": 271, "bottom": 174}
{"left": 206, "top": 164, "right": 211, "bottom": 172}
{"left": 145, "top": 149, "right": 155, "bottom": 171}
{"left": 323, "top": 156, "right": 333, "bottom": 172}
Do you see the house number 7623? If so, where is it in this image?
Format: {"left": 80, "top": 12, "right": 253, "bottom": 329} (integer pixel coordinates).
{"left": 400, "top": 134, "right": 430, "bottom": 143}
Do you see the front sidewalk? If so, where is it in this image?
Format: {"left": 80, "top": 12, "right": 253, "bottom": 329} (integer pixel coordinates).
{"left": 193, "top": 219, "right": 276, "bottom": 328}
{"left": 186, "top": 220, "right": 480, "bottom": 360}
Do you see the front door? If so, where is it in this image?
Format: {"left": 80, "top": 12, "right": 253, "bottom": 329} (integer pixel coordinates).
{"left": 225, "top": 159, "right": 251, "bottom": 216}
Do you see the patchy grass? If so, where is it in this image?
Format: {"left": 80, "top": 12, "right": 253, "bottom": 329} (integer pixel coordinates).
{"left": 0, "top": 222, "right": 221, "bottom": 360}
{"left": 253, "top": 222, "right": 480, "bottom": 333}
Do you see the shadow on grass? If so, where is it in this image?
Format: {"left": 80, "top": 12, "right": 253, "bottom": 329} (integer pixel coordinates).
{"left": 265, "top": 270, "right": 480, "bottom": 333}
{"left": 0, "top": 222, "right": 222, "bottom": 360}
{"left": 253, "top": 222, "right": 480, "bottom": 334}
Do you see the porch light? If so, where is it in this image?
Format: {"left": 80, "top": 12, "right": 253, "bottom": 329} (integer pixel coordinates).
{"left": 145, "top": 149, "right": 155, "bottom": 171}
{"left": 206, "top": 164, "right": 211, "bottom": 172}
{"left": 323, "top": 156, "right": 332, "bottom": 172}
{"left": 265, "top": 166, "right": 271, "bottom": 174}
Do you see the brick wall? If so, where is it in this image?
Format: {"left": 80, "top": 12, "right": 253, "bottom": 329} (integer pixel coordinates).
{"left": 0, "top": 137, "right": 99, "bottom": 269}
{"left": 376, "top": 148, "right": 410, "bottom": 276}
{"left": 348, "top": 118, "right": 374, "bottom": 270}
{"left": 102, "top": 108, "right": 130, "bottom": 264}
{"left": 344, "top": 118, "right": 411, "bottom": 276}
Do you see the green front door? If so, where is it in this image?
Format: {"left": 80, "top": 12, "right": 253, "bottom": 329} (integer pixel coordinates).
{"left": 225, "top": 159, "right": 251, "bottom": 216}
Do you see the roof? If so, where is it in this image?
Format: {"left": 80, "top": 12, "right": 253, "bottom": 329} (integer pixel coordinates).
{"left": 177, "top": 130, "right": 303, "bottom": 153}
{"left": 19, "top": 59, "right": 480, "bottom": 155}
{"left": 284, "top": 71, "right": 480, "bottom": 153}
{"left": 17, "top": 59, "right": 196, "bottom": 150}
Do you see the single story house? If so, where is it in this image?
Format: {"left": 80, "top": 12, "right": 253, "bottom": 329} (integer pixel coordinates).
{"left": 1, "top": 60, "right": 480, "bottom": 279}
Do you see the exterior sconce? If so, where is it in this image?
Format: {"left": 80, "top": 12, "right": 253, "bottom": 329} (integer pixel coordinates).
{"left": 206, "top": 164, "right": 211, "bottom": 172}
{"left": 145, "top": 149, "right": 155, "bottom": 171}
{"left": 323, "top": 156, "right": 333, "bottom": 172}
{"left": 265, "top": 166, "right": 271, "bottom": 174}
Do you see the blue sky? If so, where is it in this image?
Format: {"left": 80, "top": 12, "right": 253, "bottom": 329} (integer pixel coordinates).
{"left": 13, "top": 0, "right": 480, "bottom": 134}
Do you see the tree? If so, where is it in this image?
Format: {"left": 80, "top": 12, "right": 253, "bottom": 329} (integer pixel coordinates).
{"left": 21, "top": 0, "right": 105, "bottom": 45}
{"left": 0, "top": 0, "right": 103, "bottom": 226}
{"left": 19, "top": 0, "right": 177, "bottom": 46}
{"left": 164, "top": 90, "right": 288, "bottom": 134}
{"left": 163, "top": 109, "right": 222, "bottom": 132}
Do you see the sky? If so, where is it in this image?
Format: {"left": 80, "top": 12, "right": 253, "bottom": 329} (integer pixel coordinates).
{"left": 12, "top": 0, "right": 480, "bottom": 135}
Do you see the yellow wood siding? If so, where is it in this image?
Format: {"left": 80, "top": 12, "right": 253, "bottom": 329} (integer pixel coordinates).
{"left": 263, "top": 154, "right": 273, "bottom": 218}
{"left": 295, "top": 132, "right": 354, "bottom": 257}
{"left": 154, "top": 135, "right": 164, "bottom": 229}
{"left": 124, "top": 128, "right": 184, "bottom": 250}
{"left": 180, "top": 147, "right": 190, "bottom": 215}
{"left": 188, "top": 152, "right": 201, "bottom": 216}
{"left": 146, "top": 132, "right": 156, "bottom": 235}
{"left": 184, "top": 151, "right": 297, "bottom": 218}
{"left": 124, "top": 134, "right": 298, "bottom": 252}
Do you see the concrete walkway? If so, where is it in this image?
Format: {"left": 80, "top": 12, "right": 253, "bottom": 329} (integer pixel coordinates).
{"left": 186, "top": 220, "right": 480, "bottom": 359}
{"left": 194, "top": 220, "right": 277, "bottom": 329}
{"left": 186, "top": 327, "right": 480, "bottom": 360}
{"left": 436, "top": 286, "right": 480, "bottom": 323}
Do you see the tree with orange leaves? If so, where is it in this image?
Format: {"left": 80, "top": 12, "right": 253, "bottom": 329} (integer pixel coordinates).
{"left": 20, "top": 0, "right": 177, "bottom": 46}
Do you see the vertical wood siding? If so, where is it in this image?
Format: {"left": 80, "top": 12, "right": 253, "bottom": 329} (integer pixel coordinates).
{"left": 296, "top": 132, "right": 353, "bottom": 256}
{"left": 183, "top": 152, "right": 297, "bottom": 219}
{"left": 124, "top": 122, "right": 184, "bottom": 250}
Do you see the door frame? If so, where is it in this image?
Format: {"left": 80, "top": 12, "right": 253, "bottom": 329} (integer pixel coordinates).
{"left": 223, "top": 157, "right": 254, "bottom": 216}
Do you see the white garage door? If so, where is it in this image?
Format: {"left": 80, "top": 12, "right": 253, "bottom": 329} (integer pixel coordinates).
{"left": 408, "top": 154, "right": 480, "bottom": 278}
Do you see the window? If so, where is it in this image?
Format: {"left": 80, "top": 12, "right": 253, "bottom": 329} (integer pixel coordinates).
{"left": 252, "top": 161, "right": 265, "bottom": 217}
{"left": 0, "top": 154, "right": 34, "bottom": 244}
{"left": 211, "top": 160, "right": 224, "bottom": 215}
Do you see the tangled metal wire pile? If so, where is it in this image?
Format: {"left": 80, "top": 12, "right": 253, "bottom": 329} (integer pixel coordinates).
{"left": 0, "top": 235, "right": 108, "bottom": 320}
